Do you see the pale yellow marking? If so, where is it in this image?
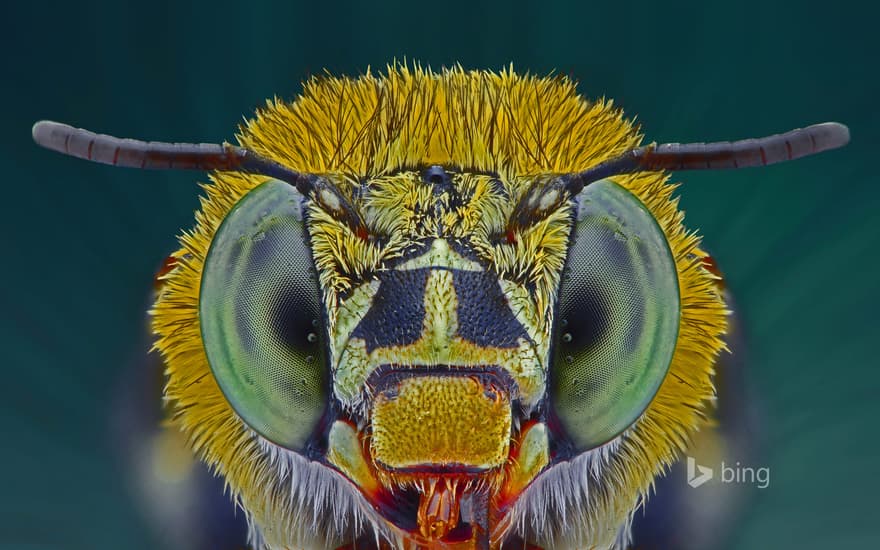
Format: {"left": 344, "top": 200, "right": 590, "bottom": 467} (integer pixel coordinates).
{"left": 326, "top": 421, "right": 379, "bottom": 493}
{"left": 498, "top": 279, "right": 550, "bottom": 348}
{"left": 318, "top": 187, "right": 342, "bottom": 211}
{"left": 424, "top": 269, "right": 457, "bottom": 362}
{"left": 503, "top": 422, "right": 550, "bottom": 499}
{"left": 335, "top": 339, "right": 372, "bottom": 403}
{"left": 538, "top": 188, "right": 560, "bottom": 210}
{"left": 332, "top": 280, "right": 380, "bottom": 364}
{"left": 395, "top": 238, "right": 483, "bottom": 272}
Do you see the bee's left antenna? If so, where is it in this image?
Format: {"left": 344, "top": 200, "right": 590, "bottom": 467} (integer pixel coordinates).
{"left": 508, "top": 121, "right": 850, "bottom": 229}
{"left": 31, "top": 120, "right": 313, "bottom": 195}
{"left": 565, "top": 122, "right": 850, "bottom": 195}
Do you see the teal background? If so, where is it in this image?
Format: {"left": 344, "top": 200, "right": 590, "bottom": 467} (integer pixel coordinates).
{"left": 2, "top": 1, "right": 877, "bottom": 548}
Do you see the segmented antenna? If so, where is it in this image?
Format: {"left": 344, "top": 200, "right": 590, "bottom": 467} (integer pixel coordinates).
{"left": 34, "top": 119, "right": 850, "bottom": 222}
{"left": 566, "top": 122, "right": 850, "bottom": 194}
{"left": 31, "top": 120, "right": 313, "bottom": 194}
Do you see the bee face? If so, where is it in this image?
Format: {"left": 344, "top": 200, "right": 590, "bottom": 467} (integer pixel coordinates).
{"left": 168, "top": 74, "right": 719, "bottom": 545}
{"left": 321, "top": 170, "right": 553, "bottom": 416}
{"left": 189, "top": 171, "right": 694, "bottom": 548}
{"left": 327, "top": 171, "right": 549, "bottom": 477}
{"left": 34, "top": 65, "right": 848, "bottom": 549}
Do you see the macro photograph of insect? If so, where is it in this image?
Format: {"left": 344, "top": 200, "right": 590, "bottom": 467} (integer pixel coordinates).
{"left": 3, "top": 1, "right": 877, "bottom": 549}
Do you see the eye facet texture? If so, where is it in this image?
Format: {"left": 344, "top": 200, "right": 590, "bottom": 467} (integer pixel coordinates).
{"left": 551, "top": 179, "right": 680, "bottom": 450}
{"left": 200, "top": 179, "right": 326, "bottom": 451}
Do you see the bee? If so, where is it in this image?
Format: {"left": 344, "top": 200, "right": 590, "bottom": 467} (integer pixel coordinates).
{"left": 33, "top": 66, "right": 848, "bottom": 550}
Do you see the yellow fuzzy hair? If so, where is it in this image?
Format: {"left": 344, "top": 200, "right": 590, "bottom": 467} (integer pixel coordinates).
{"left": 151, "top": 64, "right": 727, "bottom": 547}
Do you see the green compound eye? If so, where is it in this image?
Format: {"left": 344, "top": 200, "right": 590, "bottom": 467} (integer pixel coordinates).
{"left": 551, "top": 179, "right": 680, "bottom": 451}
{"left": 200, "top": 179, "right": 327, "bottom": 451}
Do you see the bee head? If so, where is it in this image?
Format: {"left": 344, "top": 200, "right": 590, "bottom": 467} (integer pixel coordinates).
{"left": 33, "top": 66, "right": 848, "bottom": 549}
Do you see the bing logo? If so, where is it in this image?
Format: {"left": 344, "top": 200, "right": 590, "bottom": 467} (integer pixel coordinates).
{"left": 686, "top": 456, "right": 770, "bottom": 489}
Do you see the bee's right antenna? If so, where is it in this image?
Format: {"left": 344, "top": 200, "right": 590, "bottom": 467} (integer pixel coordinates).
{"left": 31, "top": 120, "right": 375, "bottom": 236}
{"left": 31, "top": 120, "right": 315, "bottom": 195}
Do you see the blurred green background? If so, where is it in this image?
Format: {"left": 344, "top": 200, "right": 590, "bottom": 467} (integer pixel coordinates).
{"left": 2, "top": 1, "right": 877, "bottom": 549}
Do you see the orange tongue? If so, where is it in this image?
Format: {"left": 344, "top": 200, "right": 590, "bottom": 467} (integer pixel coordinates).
{"left": 417, "top": 478, "right": 461, "bottom": 540}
